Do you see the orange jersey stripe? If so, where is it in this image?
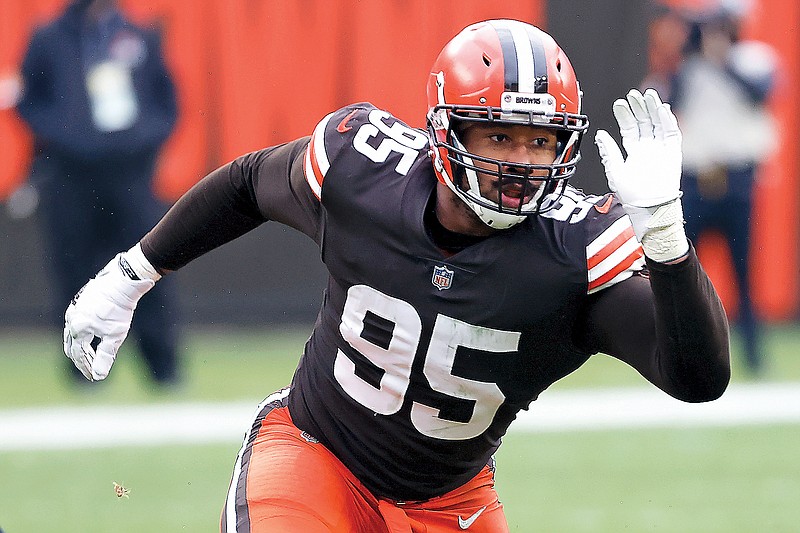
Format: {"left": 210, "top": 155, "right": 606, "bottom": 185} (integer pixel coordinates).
{"left": 588, "top": 247, "right": 644, "bottom": 291}
{"left": 587, "top": 225, "right": 636, "bottom": 269}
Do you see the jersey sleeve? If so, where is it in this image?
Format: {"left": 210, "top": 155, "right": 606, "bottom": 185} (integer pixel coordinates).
{"left": 140, "top": 104, "right": 382, "bottom": 272}
{"left": 140, "top": 137, "right": 319, "bottom": 271}
{"left": 584, "top": 194, "right": 645, "bottom": 294}
{"left": 302, "top": 104, "right": 374, "bottom": 200}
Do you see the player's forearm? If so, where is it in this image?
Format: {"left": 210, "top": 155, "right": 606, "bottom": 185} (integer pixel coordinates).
{"left": 140, "top": 160, "right": 266, "bottom": 273}
{"left": 645, "top": 245, "right": 731, "bottom": 402}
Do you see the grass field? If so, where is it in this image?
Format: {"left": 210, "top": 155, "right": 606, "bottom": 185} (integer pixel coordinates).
{"left": 1, "top": 324, "right": 799, "bottom": 532}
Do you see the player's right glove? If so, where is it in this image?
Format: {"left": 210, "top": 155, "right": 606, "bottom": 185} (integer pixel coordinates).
{"left": 63, "top": 243, "right": 161, "bottom": 381}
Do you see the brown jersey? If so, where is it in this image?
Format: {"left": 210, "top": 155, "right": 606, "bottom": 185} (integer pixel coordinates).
{"left": 140, "top": 103, "right": 730, "bottom": 502}
{"left": 288, "top": 103, "right": 642, "bottom": 501}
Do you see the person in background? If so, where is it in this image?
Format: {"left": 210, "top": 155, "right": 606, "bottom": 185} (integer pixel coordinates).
{"left": 16, "top": 0, "right": 181, "bottom": 387}
{"left": 640, "top": 4, "right": 690, "bottom": 98}
{"left": 650, "top": 0, "right": 777, "bottom": 375}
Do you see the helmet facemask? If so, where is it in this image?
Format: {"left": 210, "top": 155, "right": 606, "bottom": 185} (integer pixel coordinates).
{"left": 428, "top": 101, "right": 587, "bottom": 228}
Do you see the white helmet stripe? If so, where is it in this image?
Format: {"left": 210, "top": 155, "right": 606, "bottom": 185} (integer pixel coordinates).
{"left": 508, "top": 21, "right": 536, "bottom": 93}
{"left": 489, "top": 19, "right": 547, "bottom": 94}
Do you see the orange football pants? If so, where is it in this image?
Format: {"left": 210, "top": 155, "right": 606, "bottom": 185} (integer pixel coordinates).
{"left": 221, "top": 390, "right": 509, "bottom": 532}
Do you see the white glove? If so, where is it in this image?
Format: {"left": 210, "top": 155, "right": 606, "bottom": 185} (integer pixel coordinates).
{"left": 594, "top": 88, "right": 690, "bottom": 263}
{"left": 63, "top": 243, "right": 161, "bottom": 381}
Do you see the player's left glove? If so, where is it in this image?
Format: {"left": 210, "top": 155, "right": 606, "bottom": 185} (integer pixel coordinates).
{"left": 63, "top": 243, "right": 161, "bottom": 381}
{"left": 594, "top": 88, "right": 690, "bottom": 263}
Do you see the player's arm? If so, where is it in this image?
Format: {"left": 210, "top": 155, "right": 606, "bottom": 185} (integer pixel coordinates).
{"left": 578, "top": 250, "right": 730, "bottom": 402}
{"left": 63, "top": 137, "right": 316, "bottom": 380}
{"left": 140, "top": 139, "right": 317, "bottom": 273}
{"left": 584, "top": 88, "right": 731, "bottom": 401}
{"left": 141, "top": 102, "right": 368, "bottom": 271}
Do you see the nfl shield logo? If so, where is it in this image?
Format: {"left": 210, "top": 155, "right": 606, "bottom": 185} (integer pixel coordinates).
{"left": 432, "top": 265, "right": 454, "bottom": 290}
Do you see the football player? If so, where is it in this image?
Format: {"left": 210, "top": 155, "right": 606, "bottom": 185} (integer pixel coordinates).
{"left": 64, "top": 20, "right": 730, "bottom": 532}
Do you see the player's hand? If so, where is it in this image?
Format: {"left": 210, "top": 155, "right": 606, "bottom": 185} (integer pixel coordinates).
{"left": 594, "top": 88, "right": 689, "bottom": 263}
{"left": 594, "top": 88, "right": 681, "bottom": 208}
{"left": 63, "top": 244, "right": 160, "bottom": 381}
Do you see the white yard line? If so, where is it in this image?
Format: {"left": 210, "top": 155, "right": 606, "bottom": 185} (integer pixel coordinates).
{"left": 1, "top": 383, "right": 799, "bottom": 451}
{"left": 514, "top": 382, "right": 800, "bottom": 431}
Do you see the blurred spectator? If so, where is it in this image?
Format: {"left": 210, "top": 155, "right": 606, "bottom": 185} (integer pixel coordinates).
{"left": 640, "top": 5, "right": 690, "bottom": 98}
{"left": 643, "top": 0, "right": 778, "bottom": 375}
{"left": 15, "top": 0, "right": 182, "bottom": 387}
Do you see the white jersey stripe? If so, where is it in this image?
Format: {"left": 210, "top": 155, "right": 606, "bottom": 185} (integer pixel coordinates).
{"left": 303, "top": 146, "right": 321, "bottom": 199}
{"left": 312, "top": 113, "right": 333, "bottom": 177}
{"left": 586, "top": 216, "right": 634, "bottom": 259}
{"left": 303, "top": 112, "right": 334, "bottom": 199}
{"left": 225, "top": 387, "right": 290, "bottom": 532}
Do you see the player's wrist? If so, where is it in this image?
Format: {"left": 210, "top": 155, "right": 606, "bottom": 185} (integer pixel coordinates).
{"left": 92, "top": 244, "right": 159, "bottom": 308}
{"left": 120, "top": 243, "right": 162, "bottom": 282}
{"left": 621, "top": 191, "right": 682, "bottom": 210}
{"left": 625, "top": 199, "right": 689, "bottom": 263}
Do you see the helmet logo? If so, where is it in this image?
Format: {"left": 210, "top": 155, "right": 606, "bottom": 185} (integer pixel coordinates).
{"left": 432, "top": 265, "right": 454, "bottom": 290}
{"left": 500, "top": 91, "right": 556, "bottom": 123}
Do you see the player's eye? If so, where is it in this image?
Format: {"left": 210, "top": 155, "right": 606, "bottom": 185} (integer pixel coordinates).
{"left": 489, "top": 133, "right": 510, "bottom": 143}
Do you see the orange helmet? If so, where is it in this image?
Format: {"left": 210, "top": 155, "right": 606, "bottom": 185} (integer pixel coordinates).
{"left": 426, "top": 20, "right": 589, "bottom": 228}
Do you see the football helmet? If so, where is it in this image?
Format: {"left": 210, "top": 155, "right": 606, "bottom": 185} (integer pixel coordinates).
{"left": 427, "top": 19, "right": 589, "bottom": 229}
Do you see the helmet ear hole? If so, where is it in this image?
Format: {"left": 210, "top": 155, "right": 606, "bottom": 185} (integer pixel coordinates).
{"left": 482, "top": 53, "right": 492, "bottom": 67}
{"left": 556, "top": 59, "right": 562, "bottom": 72}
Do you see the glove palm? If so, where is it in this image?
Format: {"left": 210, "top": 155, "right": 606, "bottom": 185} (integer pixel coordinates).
{"left": 595, "top": 88, "right": 682, "bottom": 207}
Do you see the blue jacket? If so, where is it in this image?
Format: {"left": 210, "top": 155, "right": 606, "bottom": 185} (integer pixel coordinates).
{"left": 16, "top": 1, "right": 178, "bottom": 164}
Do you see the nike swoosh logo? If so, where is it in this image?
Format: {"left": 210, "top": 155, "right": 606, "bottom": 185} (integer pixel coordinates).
{"left": 458, "top": 505, "right": 487, "bottom": 530}
{"left": 594, "top": 194, "right": 613, "bottom": 214}
{"left": 336, "top": 109, "right": 359, "bottom": 133}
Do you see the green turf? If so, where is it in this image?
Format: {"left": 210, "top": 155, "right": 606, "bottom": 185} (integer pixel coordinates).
{"left": 0, "top": 443, "right": 237, "bottom": 533}
{"left": 0, "top": 327, "right": 306, "bottom": 407}
{"left": 1, "top": 425, "right": 798, "bottom": 533}
{"left": 1, "top": 324, "right": 798, "bottom": 532}
{"left": 495, "top": 425, "right": 800, "bottom": 532}
{"left": 2, "top": 323, "right": 797, "bottom": 406}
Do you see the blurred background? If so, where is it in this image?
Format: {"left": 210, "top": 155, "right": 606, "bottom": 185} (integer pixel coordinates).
{"left": 1, "top": 0, "right": 797, "bottom": 328}
{"left": 1, "top": 1, "right": 800, "bottom": 531}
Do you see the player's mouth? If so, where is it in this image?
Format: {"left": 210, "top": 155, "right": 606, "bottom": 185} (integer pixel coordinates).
{"left": 499, "top": 181, "right": 540, "bottom": 209}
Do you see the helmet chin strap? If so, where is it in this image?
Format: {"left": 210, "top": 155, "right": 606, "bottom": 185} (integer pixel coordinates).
{"left": 472, "top": 202, "right": 529, "bottom": 230}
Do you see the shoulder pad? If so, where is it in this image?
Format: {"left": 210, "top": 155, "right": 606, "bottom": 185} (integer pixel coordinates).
{"left": 304, "top": 104, "right": 373, "bottom": 199}
{"left": 303, "top": 104, "right": 429, "bottom": 200}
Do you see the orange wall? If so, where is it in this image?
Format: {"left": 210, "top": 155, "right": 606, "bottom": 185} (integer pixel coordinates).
{"left": 0, "top": 0, "right": 543, "bottom": 199}
{"left": 743, "top": 3, "right": 800, "bottom": 320}
{"left": 1, "top": 0, "right": 798, "bottom": 319}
